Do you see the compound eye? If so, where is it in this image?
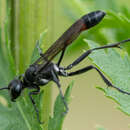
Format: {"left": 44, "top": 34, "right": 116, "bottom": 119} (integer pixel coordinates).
{"left": 8, "top": 79, "right": 22, "bottom": 101}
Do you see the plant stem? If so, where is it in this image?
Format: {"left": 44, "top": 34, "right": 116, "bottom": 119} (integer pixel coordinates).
{"left": 9, "top": 1, "right": 54, "bottom": 129}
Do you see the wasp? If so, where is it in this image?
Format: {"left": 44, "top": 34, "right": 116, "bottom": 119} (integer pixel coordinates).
{"left": 0, "top": 10, "right": 130, "bottom": 123}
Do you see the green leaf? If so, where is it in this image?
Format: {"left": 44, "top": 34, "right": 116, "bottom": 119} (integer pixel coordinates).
{"left": 0, "top": 104, "right": 28, "bottom": 130}
{"left": 48, "top": 81, "right": 73, "bottom": 130}
{"left": 31, "top": 30, "right": 47, "bottom": 64}
{"left": 85, "top": 39, "right": 130, "bottom": 115}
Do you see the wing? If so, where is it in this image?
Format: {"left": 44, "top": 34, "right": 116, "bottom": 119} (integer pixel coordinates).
{"left": 32, "top": 10, "right": 105, "bottom": 75}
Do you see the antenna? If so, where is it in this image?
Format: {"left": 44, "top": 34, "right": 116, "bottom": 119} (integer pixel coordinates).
{"left": 0, "top": 87, "right": 8, "bottom": 90}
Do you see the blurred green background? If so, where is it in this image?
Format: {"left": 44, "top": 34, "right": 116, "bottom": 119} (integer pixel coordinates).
{"left": 0, "top": 0, "right": 130, "bottom": 130}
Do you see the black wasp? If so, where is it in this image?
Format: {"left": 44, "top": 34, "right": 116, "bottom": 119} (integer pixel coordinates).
{"left": 0, "top": 10, "right": 130, "bottom": 123}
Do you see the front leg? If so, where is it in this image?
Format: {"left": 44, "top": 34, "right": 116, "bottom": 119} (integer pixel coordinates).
{"left": 28, "top": 86, "right": 43, "bottom": 124}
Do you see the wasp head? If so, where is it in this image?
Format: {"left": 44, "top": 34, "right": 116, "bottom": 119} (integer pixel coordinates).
{"left": 8, "top": 79, "right": 23, "bottom": 102}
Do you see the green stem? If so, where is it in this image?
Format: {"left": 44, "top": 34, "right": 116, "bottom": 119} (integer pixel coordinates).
{"left": 9, "top": 1, "right": 53, "bottom": 129}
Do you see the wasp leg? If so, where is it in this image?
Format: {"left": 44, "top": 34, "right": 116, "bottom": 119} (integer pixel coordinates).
{"left": 63, "top": 65, "right": 130, "bottom": 95}
{"left": 28, "top": 86, "right": 44, "bottom": 124}
{"left": 57, "top": 48, "right": 66, "bottom": 67}
{"left": 65, "top": 39, "right": 130, "bottom": 70}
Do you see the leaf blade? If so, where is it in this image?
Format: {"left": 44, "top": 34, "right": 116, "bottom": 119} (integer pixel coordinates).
{"left": 85, "top": 39, "right": 130, "bottom": 115}
{"left": 48, "top": 82, "right": 73, "bottom": 130}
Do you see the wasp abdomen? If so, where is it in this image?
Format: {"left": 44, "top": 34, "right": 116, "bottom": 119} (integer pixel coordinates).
{"left": 82, "top": 10, "right": 106, "bottom": 29}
